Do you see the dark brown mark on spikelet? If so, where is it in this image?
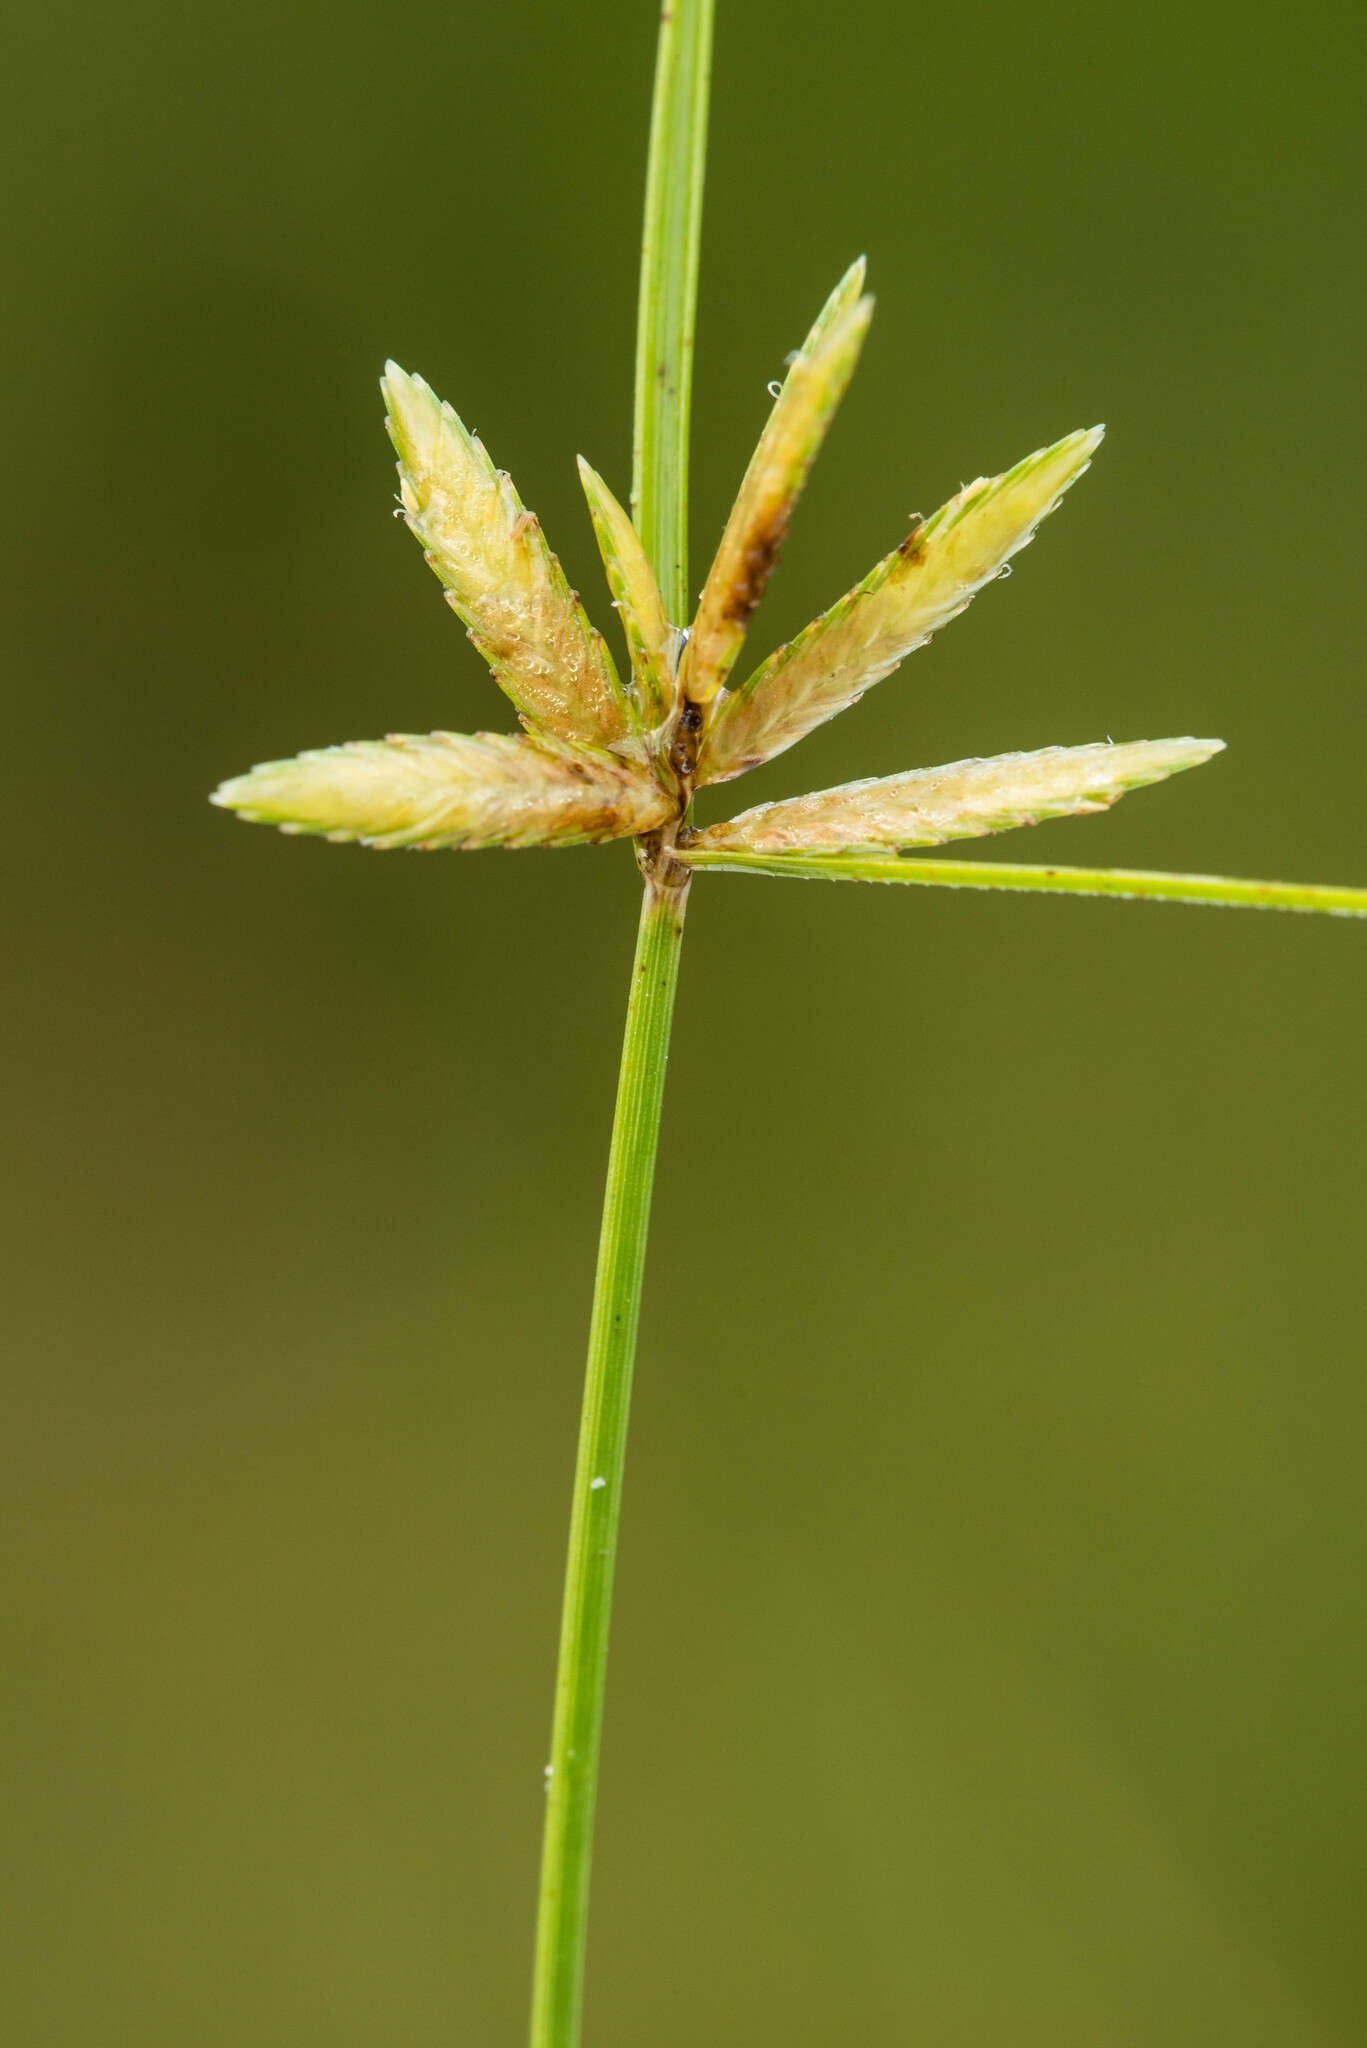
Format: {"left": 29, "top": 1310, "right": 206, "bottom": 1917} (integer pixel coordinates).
{"left": 720, "top": 507, "right": 792, "bottom": 628}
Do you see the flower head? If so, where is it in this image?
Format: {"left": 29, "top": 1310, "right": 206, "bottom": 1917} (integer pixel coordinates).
{"left": 213, "top": 263, "right": 1220, "bottom": 883}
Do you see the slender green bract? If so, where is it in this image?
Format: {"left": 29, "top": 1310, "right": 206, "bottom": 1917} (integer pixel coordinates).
{"left": 679, "top": 848, "right": 1367, "bottom": 915}
{"left": 633, "top": 0, "right": 714, "bottom": 623}
{"left": 529, "top": 880, "right": 689, "bottom": 2048}
{"left": 530, "top": 5, "right": 712, "bottom": 2044}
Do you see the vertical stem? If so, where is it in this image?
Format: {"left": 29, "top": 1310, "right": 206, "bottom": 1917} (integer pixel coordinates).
{"left": 530, "top": 6, "right": 712, "bottom": 2044}
{"left": 529, "top": 879, "right": 688, "bottom": 2048}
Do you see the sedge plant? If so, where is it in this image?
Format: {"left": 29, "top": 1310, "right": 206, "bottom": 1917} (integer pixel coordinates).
{"left": 212, "top": 0, "right": 1367, "bottom": 2040}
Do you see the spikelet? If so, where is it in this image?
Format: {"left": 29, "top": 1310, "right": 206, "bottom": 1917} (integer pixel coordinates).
{"left": 212, "top": 731, "right": 672, "bottom": 850}
{"left": 699, "top": 427, "right": 1104, "bottom": 784}
{"left": 681, "top": 261, "right": 873, "bottom": 707}
{"left": 383, "top": 366, "right": 638, "bottom": 756}
{"left": 577, "top": 457, "right": 676, "bottom": 733}
{"left": 692, "top": 738, "right": 1223, "bottom": 855}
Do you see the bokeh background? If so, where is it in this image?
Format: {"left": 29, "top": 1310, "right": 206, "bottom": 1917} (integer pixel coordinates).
{"left": 4, "top": 0, "right": 1366, "bottom": 2040}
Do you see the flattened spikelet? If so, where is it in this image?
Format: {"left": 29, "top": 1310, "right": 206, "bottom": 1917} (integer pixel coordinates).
{"left": 699, "top": 427, "right": 1104, "bottom": 784}
{"left": 682, "top": 261, "right": 872, "bottom": 706}
{"left": 692, "top": 738, "right": 1224, "bottom": 855}
{"left": 383, "top": 365, "right": 637, "bottom": 755}
{"left": 212, "top": 731, "right": 673, "bottom": 850}
{"left": 577, "top": 457, "right": 676, "bottom": 732}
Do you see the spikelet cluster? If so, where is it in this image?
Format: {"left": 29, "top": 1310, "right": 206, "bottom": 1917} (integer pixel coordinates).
{"left": 213, "top": 265, "right": 1220, "bottom": 873}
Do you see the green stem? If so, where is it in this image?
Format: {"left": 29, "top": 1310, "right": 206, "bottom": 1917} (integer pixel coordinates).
{"left": 680, "top": 849, "right": 1367, "bottom": 916}
{"left": 530, "top": 7, "right": 711, "bottom": 2045}
{"left": 529, "top": 879, "right": 689, "bottom": 2048}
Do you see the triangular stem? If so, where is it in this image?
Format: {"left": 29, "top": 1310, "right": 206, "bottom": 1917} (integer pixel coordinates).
{"left": 529, "top": 7, "right": 713, "bottom": 2044}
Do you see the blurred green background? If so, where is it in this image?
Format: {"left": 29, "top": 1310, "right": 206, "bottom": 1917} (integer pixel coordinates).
{"left": 4, "top": 0, "right": 1366, "bottom": 2040}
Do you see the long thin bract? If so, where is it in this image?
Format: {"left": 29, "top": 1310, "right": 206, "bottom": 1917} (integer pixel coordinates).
{"left": 680, "top": 846, "right": 1367, "bottom": 915}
